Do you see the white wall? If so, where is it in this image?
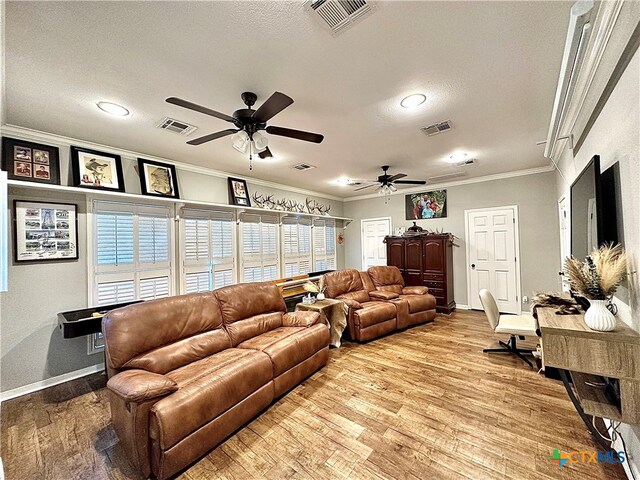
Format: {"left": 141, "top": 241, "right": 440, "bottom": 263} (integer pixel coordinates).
{"left": 343, "top": 171, "right": 562, "bottom": 308}
{"left": 0, "top": 127, "right": 345, "bottom": 394}
{"left": 554, "top": 6, "right": 639, "bottom": 477}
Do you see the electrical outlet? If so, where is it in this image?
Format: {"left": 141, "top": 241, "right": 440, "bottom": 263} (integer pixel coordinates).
{"left": 522, "top": 296, "right": 529, "bottom": 303}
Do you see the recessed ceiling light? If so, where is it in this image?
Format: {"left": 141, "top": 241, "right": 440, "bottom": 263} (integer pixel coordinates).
{"left": 97, "top": 101, "right": 130, "bottom": 116}
{"left": 448, "top": 152, "right": 468, "bottom": 163}
{"left": 400, "top": 93, "right": 426, "bottom": 108}
{"left": 336, "top": 177, "right": 352, "bottom": 185}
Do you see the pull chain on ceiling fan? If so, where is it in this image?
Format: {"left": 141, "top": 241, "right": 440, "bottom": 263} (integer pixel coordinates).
{"left": 166, "top": 92, "right": 324, "bottom": 170}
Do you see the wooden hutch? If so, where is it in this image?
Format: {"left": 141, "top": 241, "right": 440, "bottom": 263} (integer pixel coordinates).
{"left": 384, "top": 233, "right": 455, "bottom": 313}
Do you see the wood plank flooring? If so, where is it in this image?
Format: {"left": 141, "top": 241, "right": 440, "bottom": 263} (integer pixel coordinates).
{"left": 1, "top": 310, "right": 626, "bottom": 479}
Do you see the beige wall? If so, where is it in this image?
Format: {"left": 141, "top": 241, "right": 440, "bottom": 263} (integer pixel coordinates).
{"left": 0, "top": 129, "right": 344, "bottom": 394}
{"left": 343, "top": 171, "right": 562, "bottom": 307}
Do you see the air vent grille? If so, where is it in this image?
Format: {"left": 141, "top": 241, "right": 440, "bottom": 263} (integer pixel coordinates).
{"left": 157, "top": 117, "right": 198, "bottom": 136}
{"left": 420, "top": 120, "right": 452, "bottom": 137}
{"left": 291, "top": 163, "right": 317, "bottom": 171}
{"left": 306, "top": 0, "right": 376, "bottom": 36}
{"left": 428, "top": 171, "right": 467, "bottom": 182}
{"left": 453, "top": 158, "right": 476, "bottom": 167}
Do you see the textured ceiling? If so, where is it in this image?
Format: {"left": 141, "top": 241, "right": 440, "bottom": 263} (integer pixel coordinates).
{"left": 5, "top": 1, "right": 571, "bottom": 197}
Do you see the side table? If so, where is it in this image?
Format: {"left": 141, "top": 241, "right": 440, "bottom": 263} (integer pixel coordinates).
{"left": 296, "top": 298, "right": 347, "bottom": 348}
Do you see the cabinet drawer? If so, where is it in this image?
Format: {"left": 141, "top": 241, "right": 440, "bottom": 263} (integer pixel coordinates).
{"left": 424, "top": 280, "right": 444, "bottom": 290}
{"left": 427, "top": 287, "right": 445, "bottom": 298}
{"left": 423, "top": 272, "right": 444, "bottom": 281}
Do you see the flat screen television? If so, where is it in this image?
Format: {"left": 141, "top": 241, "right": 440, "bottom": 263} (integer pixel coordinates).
{"left": 570, "top": 155, "right": 619, "bottom": 260}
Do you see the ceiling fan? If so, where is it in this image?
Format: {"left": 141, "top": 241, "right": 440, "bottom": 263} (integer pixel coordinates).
{"left": 166, "top": 92, "right": 324, "bottom": 169}
{"left": 352, "top": 166, "right": 427, "bottom": 194}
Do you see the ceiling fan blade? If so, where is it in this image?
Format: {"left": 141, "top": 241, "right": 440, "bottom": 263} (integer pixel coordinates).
{"left": 393, "top": 180, "right": 427, "bottom": 185}
{"left": 266, "top": 126, "right": 324, "bottom": 143}
{"left": 253, "top": 92, "right": 294, "bottom": 123}
{"left": 166, "top": 97, "right": 237, "bottom": 123}
{"left": 258, "top": 147, "right": 273, "bottom": 159}
{"left": 387, "top": 173, "right": 407, "bottom": 182}
{"left": 186, "top": 129, "right": 238, "bottom": 145}
{"left": 354, "top": 184, "right": 378, "bottom": 192}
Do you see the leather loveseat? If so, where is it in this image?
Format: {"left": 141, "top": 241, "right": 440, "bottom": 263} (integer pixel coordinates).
{"left": 366, "top": 265, "right": 437, "bottom": 329}
{"left": 102, "top": 282, "right": 330, "bottom": 479}
{"left": 323, "top": 268, "right": 436, "bottom": 342}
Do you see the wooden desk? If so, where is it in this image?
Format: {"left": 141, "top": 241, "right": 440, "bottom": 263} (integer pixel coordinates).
{"left": 538, "top": 307, "right": 640, "bottom": 426}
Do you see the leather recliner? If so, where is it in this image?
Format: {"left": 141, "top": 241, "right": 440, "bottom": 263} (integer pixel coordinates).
{"left": 322, "top": 269, "right": 398, "bottom": 342}
{"left": 366, "top": 265, "right": 437, "bottom": 329}
{"left": 102, "top": 282, "right": 329, "bottom": 480}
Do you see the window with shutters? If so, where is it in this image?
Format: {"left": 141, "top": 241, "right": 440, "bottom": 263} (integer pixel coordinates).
{"left": 240, "top": 213, "right": 280, "bottom": 282}
{"left": 88, "top": 201, "right": 173, "bottom": 353}
{"left": 181, "top": 209, "right": 236, "bottom": 294}
{"left": 313, "top": 218, "right": 337, "bottom": 271}
{"left": 282, "top": 216, "right": 311, "bottom": 277}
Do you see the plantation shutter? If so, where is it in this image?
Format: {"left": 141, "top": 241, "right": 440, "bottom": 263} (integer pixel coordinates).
{"left": 96, "top": 211, "right": 134, "bottom": 268}
{"left": 181, "top": 209, "right": 236, "bottom": 293}
{"left": 313, "top": 218, "right": 337, "bottom": 271}
{"left": 282, "top": 216, "right": 312, "bottom": 277}
{"left": 240, "top": 213, "right": 279, "bottom": 282}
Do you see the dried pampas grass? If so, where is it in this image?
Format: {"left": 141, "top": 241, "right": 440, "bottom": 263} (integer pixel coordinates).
{"left": 564, "top": 244, "right": 627, "bottom": 300}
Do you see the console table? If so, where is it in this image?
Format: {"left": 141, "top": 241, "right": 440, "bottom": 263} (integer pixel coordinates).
{"left": 538, "top": 307, "right": 640, "bottom": 449}
{"left": 296, "top": 298, "right": 346, "bottom": 348}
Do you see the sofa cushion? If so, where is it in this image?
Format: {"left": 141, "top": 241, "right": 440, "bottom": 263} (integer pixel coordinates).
{"left": 367, "top": 266, "right": 405, "bottom": 295}
{"left": 400, "top": 294, "right": 436, "bottom": 314}
{"left": 323, "top": 269, "right": 370, "bottom": 303}
{"left": 238, "top": 324, "right": 330, "bottom": 377}
{"left": 103, "top": 291, "right": 228, "bottom": 371}
{"left": 354, "top": 301, "right": 397, "bottom": 328}
{"left": 152, "top": 348, "right": 273, "bottom": 450}
{"left": 215, "top": 282, "right": 286, "bottom": 324}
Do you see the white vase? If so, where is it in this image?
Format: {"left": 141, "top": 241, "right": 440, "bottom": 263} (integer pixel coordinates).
{"left": 316, "top": 293, "right": 325, "bottom": 300}
{"left": 584, "top": 299, "right": 616, "bottom": 332}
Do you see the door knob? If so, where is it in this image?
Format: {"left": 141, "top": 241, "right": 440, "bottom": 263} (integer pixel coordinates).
{"left": 471, "top": 264, "right": 476, "bottom": 269}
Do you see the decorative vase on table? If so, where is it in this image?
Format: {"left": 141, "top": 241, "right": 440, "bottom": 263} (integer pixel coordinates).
{"left": 316, "top": 292, "right": 325, "bottom": 301}
{"left": 584, "top": 299, "right": 616, "bottom": 332}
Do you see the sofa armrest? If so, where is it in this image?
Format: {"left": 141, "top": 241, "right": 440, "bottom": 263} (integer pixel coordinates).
{"left": 370, "top": 290, "right": 399, "bottom": 300}
{"left": 107, "top": 369, "right": 178, "bottom": 403}
{"left": 402, "top": 286, "right": 430, "bottom": 295}
{"left": 283, "top": 311, "right": 320, "bottom": 327}
{"left": 340, "top": 298, "right": 363, "bottom": 310}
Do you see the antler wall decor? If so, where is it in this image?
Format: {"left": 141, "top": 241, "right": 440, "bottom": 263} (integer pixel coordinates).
{"left": 250, "top": 193, "right": 331, "bottom": 215}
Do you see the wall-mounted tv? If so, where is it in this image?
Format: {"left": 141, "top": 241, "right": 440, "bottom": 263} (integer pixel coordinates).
{"left": 570, "top": 155, "right": 620, "bottom": 260}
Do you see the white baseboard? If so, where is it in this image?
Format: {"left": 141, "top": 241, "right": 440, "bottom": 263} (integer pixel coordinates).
{"left": 455, "top": 304, "right": 471, "bottom": 310}
{"left": 0, "top": 363, "right": 105, "bottom": 403}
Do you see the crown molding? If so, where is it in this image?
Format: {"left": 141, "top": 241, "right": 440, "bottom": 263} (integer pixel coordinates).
{"left": 0, "top": 124, "right": 344, "bottom": 202}
{"left": 343, "top": 165, "right": 555, "bottom": 202}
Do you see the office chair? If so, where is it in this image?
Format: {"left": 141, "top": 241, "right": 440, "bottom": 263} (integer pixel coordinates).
{"left": 478, "top": 289, "right": 538, "bottom": 367}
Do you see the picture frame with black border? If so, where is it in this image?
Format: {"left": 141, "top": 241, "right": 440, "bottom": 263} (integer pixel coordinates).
{"left": 1, "top": 137, "right": 60, "bottom": 185}
{"left": 137, "top": 158, "right": 180, "bottom": 198}
{"left": 70, "top": 146, "right": 125, "bottom": 192}
{"left": 228, "top": 177, "right": 251, "bottom": 207}
{"left": 13, "top": 200, "right": 79, "bottom": 263}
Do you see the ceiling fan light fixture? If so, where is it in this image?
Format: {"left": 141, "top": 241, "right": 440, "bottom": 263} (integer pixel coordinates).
{"left": 378, "top": 184, "right": 394, "bottom": 196}
{"left": 252, "top": 132, "right": 268, "bottom": 152}
{"left": 400, "top": 93, "right": 426, "bottom": 109}
{"left": 231, "top": 131, "right": 250, "bottom": 153}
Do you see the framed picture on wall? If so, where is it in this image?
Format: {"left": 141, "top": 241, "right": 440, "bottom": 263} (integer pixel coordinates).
{"left": 13, "top": 200, "right": 78, "bottom": 262}
{"left": 137, "top": 158, "right": 180, "bottom": 198}
{"left": 70, "top": 146, "right": 125, "bottom": 192}
{"left": 1, "top": 137, "right": 61, "bottom": 185}
{"left": 228, "top": 177, "right": 251, "bottom": 206}
{"left": 405, "top": 190, "right": 447, "bottom": 220}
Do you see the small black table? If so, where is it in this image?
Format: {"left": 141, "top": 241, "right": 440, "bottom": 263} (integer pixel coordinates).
{"left": 57, "top": 301, "right": 142, "bottom": 338}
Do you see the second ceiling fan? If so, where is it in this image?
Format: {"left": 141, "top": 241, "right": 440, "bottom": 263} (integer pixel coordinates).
{"left": 352, "top": 166, "right": 427, "bottom": 193}
{"left": 166, "top": 91, "right": 324, "bottom": 168}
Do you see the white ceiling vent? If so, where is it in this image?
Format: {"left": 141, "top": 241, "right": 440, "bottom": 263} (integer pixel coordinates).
{"left": 291, "top": 163, "right": 317, "bottom": 171}
{"left": 306, "top": 0, "right": 376, "bottom": 36}
{"left": 428, "top": 171, "right": 467, "bottom": 183}
{"left": 420, "top": 120, "right": 453, "bottom": 137}
{"left": 157, "top": 117, "right": 198, "bottom": 136}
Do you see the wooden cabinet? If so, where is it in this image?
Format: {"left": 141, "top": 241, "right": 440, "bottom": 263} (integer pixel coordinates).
{"left": 385, "top": 234, "right": 455, "bottom": 313}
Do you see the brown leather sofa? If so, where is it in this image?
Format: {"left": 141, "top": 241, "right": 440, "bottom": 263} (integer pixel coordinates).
{"left": 323, "top": 268, "right": 436, "bottom": 342}
{"left": 366, "top": 265, "right": 437, "bottom": 329}
{"left": 102, "top": 282, "right": 330, "bottom": 480}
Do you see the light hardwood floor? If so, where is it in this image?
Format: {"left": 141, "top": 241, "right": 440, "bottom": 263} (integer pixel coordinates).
{"left": 1, "top": 310, "right": 627, "bottom": 479}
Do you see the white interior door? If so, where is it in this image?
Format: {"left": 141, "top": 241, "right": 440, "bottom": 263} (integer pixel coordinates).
{"left": 361, "top": 217, "right": 391, "bottom": 270}
{"left": 466, "top": 206, "right": 521, "bottom": 313}
{"left": 558, "top": 196, "right": 570, "bottom": 292}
